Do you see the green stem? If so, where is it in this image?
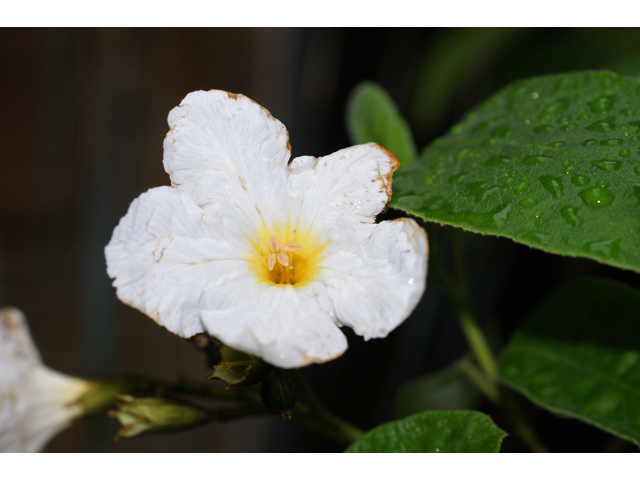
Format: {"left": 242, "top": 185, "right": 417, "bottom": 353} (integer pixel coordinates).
{"left": 499, "top": 388, "right": 549, "bottom": 453}
{"left": 88, "top": 371, "right": 364, "bottom": 446}
{"left": 459, "top": 358, "right": 499, "bottom": 403}
{"left": 205, "top": 404, "right": 267, "bottom": 422}
{"left": 458, "top": 310, "right": 498, "bottom": 381}
{"left": 428, "top": 224, "right": 548, "bottom": 452}
{"left": 428, "top": 234, "right": 499, "bottom": 382}
{"left": 169, "top": 377, "right": 241, "bottom": 400}
{"left": 290, "top": 370, "right": 365, "bottom": 446}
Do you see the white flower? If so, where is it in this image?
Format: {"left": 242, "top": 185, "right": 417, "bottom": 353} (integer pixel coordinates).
{"left": 105, "top": 90, "right": 428, "bottom": 368}
{"left": 0, "top": 307, "right": 90, "bottom": 452}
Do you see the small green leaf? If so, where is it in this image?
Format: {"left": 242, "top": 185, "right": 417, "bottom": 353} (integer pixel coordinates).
{"left": 346, "top": 81, "right": 417, "bottom": 168}
{"left": 393, "top": 70, "right": 640, "bottom": 272}
{"left": 393, "top": 357, "right": 481, "bottom": 418}
{"left": 344, "top": 410, "right": 506, "bottom": 453}
{"left": 499, "top": 277, "right": 640, "bottom": 447}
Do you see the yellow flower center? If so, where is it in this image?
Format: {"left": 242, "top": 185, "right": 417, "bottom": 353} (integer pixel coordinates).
{"left": 267, "top": 235, "right": 303, "bottom": 284}
{"left": 246, "top": 222, "right": 329, "bottom": 287}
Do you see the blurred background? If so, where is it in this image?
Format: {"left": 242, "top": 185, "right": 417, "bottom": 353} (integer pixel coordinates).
{"left": 2, "top": 28, "right": 640, "bottom": 452}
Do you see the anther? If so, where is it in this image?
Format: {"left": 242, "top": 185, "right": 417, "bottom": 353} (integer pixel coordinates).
{"left": 267, "top": 235, "right": 303, "bottom": 274}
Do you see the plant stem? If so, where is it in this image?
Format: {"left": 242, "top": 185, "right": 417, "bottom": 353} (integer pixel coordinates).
{"left": 427, "top": 230, "right": 499, "bottom": 382}
{"left": 458, "top": 309, "right": 498, "bottom": 381}
{"left": 458, "top": 358, "right": 499, "bottom": 403}
{"left": 429, "top": 225, "right": 549, "bottom": 452}
{"left": 499, "top": 388, "right": 549, "bottom": 453}
{"left": 290, "top": 370, "right": 365, "bottom": 446}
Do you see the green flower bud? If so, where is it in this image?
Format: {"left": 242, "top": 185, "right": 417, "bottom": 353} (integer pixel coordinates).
{"left": 78, "top": 378, "right": 155, "bottom": 416}
{"left": 108, "top": 396, "right": 208, "bottom": 439}
{"left": 260, "top": 369, "right": 296, "bottom": 419}
{"left": 207, "top": 344, "right": 272, "bottom": 387}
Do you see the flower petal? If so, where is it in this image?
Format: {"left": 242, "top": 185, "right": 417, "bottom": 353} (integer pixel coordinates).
{"left": 286, "top": 143, "right": 399, "bottom": 236}
{"left": 200, "top": 285, "right": 347, "bottom": 368}
{"left": 0, "top": 307, "right": 40, "bottom": 365}
{"left": 0, "top": 308, "right": 88, "bottom": 452}
{"left": 317, "top": 218, "right": 428, "bottom": 340}
{"left": 164, "top": 90, "right": 291, "bottom": 227}
{"left": 105, "top": 186, "right": 261, "bottom": 338}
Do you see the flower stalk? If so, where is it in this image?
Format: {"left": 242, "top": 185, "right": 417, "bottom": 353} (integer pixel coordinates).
{"left": 427, "top": 224, "right": 548, "bottom": 452}
{"left": 289, "top": 370, "right": 364, "bottom": 445}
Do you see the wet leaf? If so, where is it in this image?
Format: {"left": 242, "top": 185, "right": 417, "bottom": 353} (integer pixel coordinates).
{"left": 344, "top": 410, "right": 506, "bottom": 453}
{"left": 346, "top": 81, "right": 417, "bottom": 168}
{"left": 500, "top": 277, "right": 640, "bottom": 447}
{"left": 393, "top": 70, "right": 640, "bottom": 272}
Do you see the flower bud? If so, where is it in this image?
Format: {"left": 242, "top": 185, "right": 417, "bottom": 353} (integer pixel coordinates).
{"left": 78, "top": 378, "right": 155, "bottom": 416}
{"left": 207, "top": 344, "right": 272, "bottom": 387}
{"left": 109, "top": 396, "right": 208, "bottom": 439}
{"left": 260, "top": 369, "right": 296, "bottom": 419}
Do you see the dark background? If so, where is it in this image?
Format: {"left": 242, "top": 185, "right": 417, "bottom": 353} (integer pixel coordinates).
{"left": 2, "top": 28, "right": 640, "bottom": 452}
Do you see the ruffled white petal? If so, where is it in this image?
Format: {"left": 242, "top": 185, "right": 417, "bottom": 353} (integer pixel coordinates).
{"left": 315, "top": 219, "right": 428, "bottom": 340}
{"left": 0, "top": 308, "right": 88, "bottom": 452}
{"left": 286, "top": 143, "right": 399, "bottom": 235}
{"left": 164, "top": 90, "right": 291, "bottom": 229}
{"left": 200, "top": 285, "right": 347, "bottom": 368}
{"left": 105, "top": 186, "right": 265, "bottom": 338}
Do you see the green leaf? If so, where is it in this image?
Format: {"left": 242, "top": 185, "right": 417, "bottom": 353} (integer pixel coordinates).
{"left": 344, "top": 410, "right": 506, "bottom": 453}
{"left": 346, "top": 81, "right": 417, "bottom": 168}
{"left": 393, "top": 357, "right": 481, "bottom": 418}
{"left": 393, "top": 70, "right": 640, "bottom": 272}
{"left": 499, "top": 277, "right": 640, "bottom": 447}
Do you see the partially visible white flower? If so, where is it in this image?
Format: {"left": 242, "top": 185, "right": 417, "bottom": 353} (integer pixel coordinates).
{"left": 105, "top": 90, "right": 428, "bottom": 369}
{"left": 0, "top": 307, "right": 90, "bottom": 452}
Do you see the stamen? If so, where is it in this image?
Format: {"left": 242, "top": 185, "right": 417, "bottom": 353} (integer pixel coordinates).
{"left": 285, "top": 242, "right": 303, "bottom": 252}
{"left": 266, "top": 234, "right": 304, "bottom": 284}
{"left": 277, "top": 252, "right": 289, "bottom": 267}
{"left": 269, "top": 235, "right": 279, "bottom": 253}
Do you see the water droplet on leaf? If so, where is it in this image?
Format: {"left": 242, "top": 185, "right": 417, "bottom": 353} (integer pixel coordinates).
{"left": 619, "top": 149, "right": 631, "bottom": 157}
{"left": 586, "top": 117, "right": 616, "bottom": 133}
{"left": 542, "top": 98, "right": 569, "bottom": 115}
{"left": 519, "top": 198, "right": 538, "bottom": 207}
{"left": 579, "top": 187, "right": 615, "bottom": 208}
{"left": 589, "top": 95, "right": 614, "bottom": 114}
{"left": 582, "top": 237, "right": 621, "bottom": 261}
{"left": 592, "top": 160, "right": 621, "bottom": 171}
{"left": 560, "top": 206, "right": 583, "bottom": 228}
{"left": 539, "top": 176, "right": 564, "bottom": 198}
{"left": 492, "top": 204, "right": 511, "bottom": 228}
{"left": 571, "top": 175, "right": 590, "bottom": 187}
{"left": 468, "top": 182, "right": 500, "bottom": 203}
